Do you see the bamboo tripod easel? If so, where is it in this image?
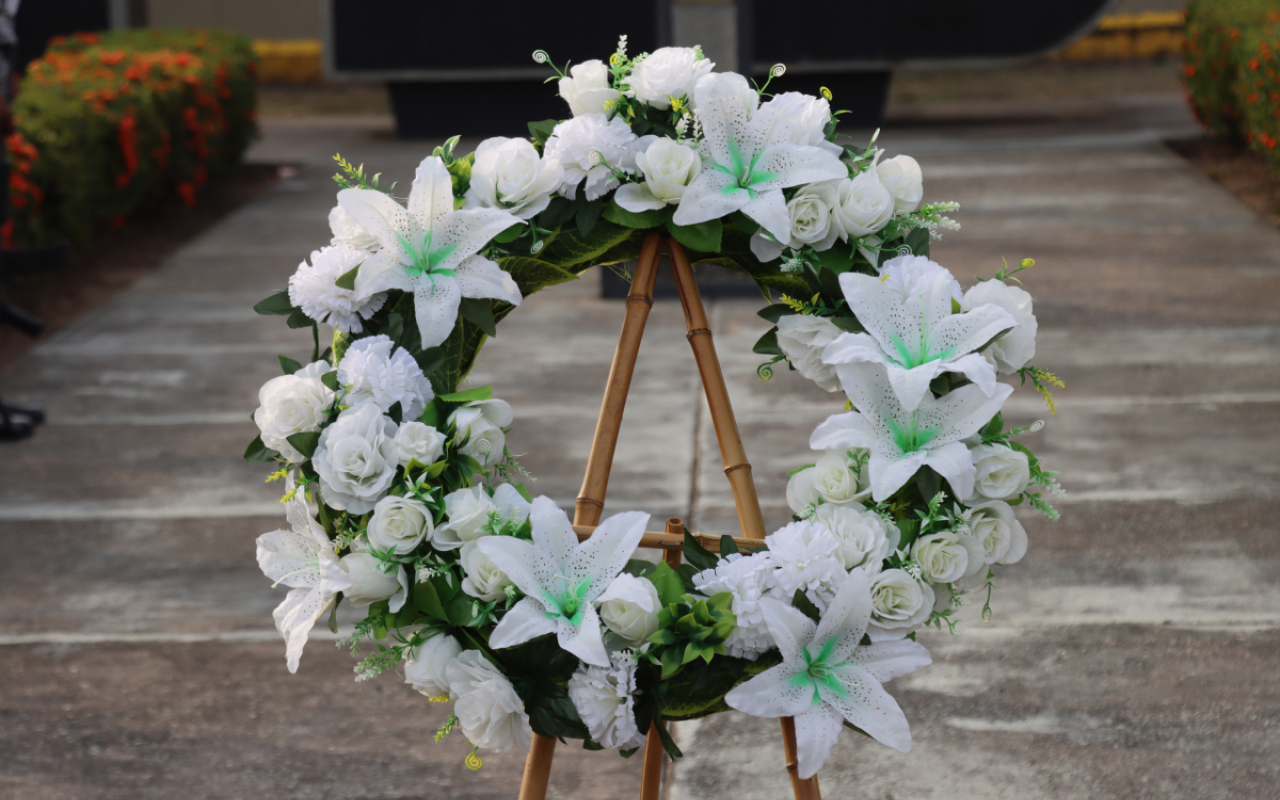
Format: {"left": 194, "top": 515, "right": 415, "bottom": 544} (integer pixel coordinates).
{"left": 516, "top": 232, "right": 822, "bottom": 800}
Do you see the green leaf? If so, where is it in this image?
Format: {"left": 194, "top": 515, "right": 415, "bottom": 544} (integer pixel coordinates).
{"left": 675, "top": 563, "right": 700, "bottom": 594}
{"left": 527, "top": 119, "right": 559, "bottom": 146}
{"left": 727, "top": 210, "right": 759, "bottom": 236}
{"left": 439, "top": 385, "right": 493, "bottom": 403}
{"left": 752, "top": 328, "right": 783, "bottom": 357}
{"left": 622, "top": 558, "right": 657, "bottom": 579}
{"left": 905, "top": 226, "right": 931, "bottom": 257}
{"left": 757, "top": 304, "right": 792, "bottom": 324}
{"left": 458, "top": 297, "right": 497, "bottom": 337}
{"left": 602, "top": 200, "right": 668, "bottom": 229}
{"left": 648, "top": 561, "right": 686, "bottom": 607}
{"left": 387, "top": 401, "right": 403, "bottom": 425}
{"left": 791, "top": 589, "right": 822, "bottom": 624}
{"left": 416, "top": 346, "right": 447, "bottom": 378}
{"left": 683, "top": 531, "right": 719, "bottom": 572}
{"left": 414, "top": 583, "right": 450, "bottom": 622}
{"left": 981, "top": 412, "right": 1004, "bottom": 440}
{"left": 285, "top": 431, "right": 321, "bottom": 459}
{"left": 651, "top": 717, "right": 684, "bottom": 759}
{"left": 809, "top": 240, "right": 856, "bottom": 273}
{"left": 419, "top": 397, "right": 445, "bottom": 427}
{"left": 537, "top": 196, "right": 576, "bottom": 229}
{"left": 514, "top": 482, "right": 533, "bottom": 503}
{"left": 576, "top": 198, "right": 605, "bottom": 238}
{"left": 829, "top": 316, "right": 863, "bottom": 333}
{"left": 243, "top": 435, "right": 279, "bottom": 463}
{"left": 277, "top": 354, "right": 302, "bottom": 375}
{"left": 666, "top": 217, "right": 722, "bottom": 253}
{"left": 286, "top": 308, "right": 313, "bottom": 329}
{"left": 253, "top": 290, "right": 294, "bottom": 316}
{"left": 914, "top": 467, "right": 941, "bottom": 503}
{"left": 719, "top": 535, "right": 739, "bottom": 557}
{"left": 537, "top": 218, "right": 639, "bottom": 271}
{"left": 493, "top": 223, "right": 524, "bottom": 244}
{"left": 334, "top": 263, "right": 360, "bottom": 290}
{"left": 497, "top": 256, "right": 579, "bottom": 298}
{"left": 320, "top": 370, "right": 339, "bottom": 391}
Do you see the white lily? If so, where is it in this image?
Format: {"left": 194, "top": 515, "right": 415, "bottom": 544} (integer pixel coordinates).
{"left": 823, "top": 270, "right": 1015, "bottom": 412}
{"left": 812, "top": 362, "right": 1012, "bottom": 501}
{"left": 725, "top": 569, "right": 931, "bottom": 778}
{"left": 255, "top": 488, "right": 352, "bottom": 673}
{"left": 341, "top": 156, "right": 524, "bottom": 349}
{"left": 672, "top": 73, "right": 847, "bottom": 242}
{"left": 478, "top": 497, "right": 648, "bottom": 667}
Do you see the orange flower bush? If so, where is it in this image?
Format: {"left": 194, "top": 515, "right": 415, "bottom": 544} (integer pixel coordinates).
{"left": 6, "top": 29, "right": 257, "bottom": 246}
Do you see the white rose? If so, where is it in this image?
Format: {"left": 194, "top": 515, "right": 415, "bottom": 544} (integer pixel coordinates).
{"left": 446, "top": 649, "right": 533, "bottom": 752}
{"left": 450, "top": 400, "right": 513, "bottom": 468}
{"left": 339, "top": 550, "right": 407, "bottom": 609}
{"left": 775, "top": 314, "right": 843, "bottom": 392}
{"left": 596, "top": 574, "right": 661, "bottom": 645}
{"left": 312, "top": 401, "right": 399, "bottom": 514}
{"left": 866, "top": 568, "right": 935, "bottom": 641}
{"left": 558, "top": 59, "right": 621, "bottom": 117}
{"left": 911, "top": 532, "right": 985, "bottom": 585}
{"left": 963, "top": 279, "right": 1037, "bottom": 374}
{"left": 875, "top": 154, "right": 923, "bottom": 213}
{"left": 766, "top": 92, "right": 842, "bottom": 156}
{"left": 367, "top": 495, "right": 434, "bottom": 555}
{"left": 786, "top": 182, "right": 839, "bottom": 248}
{"left": 830, "top": 170, "right": 894, "bottom": 240}
{"left": 393, "top": 421, "right": 445, "bottom": 466}
{"left": 328, "top": 205, "right": 379, "bottom": 251}
{"left": 967, "top": 500, "right": 1028, "bottom": 567}
{"left": 434, "top": 486, "right": 498, "bottom": 550}
{"left": 614, "top": 137, "right": 702, "bottom": 212}
{"left": 968, "top": 443, "right": 1031, "bottom": 501}
{"left": 465, "top": 137, "right": 563, "bottom": 220}
{"left": 460, "top": 541, "right": 513, "bottom": 602}
{"left": 628, "top": 47, "right": 714, "bottom": 110}
{"left": 810, "top": 503, "right": 896, "bottom": 572}
{"left": 404, "top": 632, "right": 463, "bottom": 698}
{"left": 877, "top": 255, "right": 962, "bottom": 304}
{"left": 253, "top": 360, "right": 334, "bottom": 463}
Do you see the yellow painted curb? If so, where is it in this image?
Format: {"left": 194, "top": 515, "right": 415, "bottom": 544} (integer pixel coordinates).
{"left": 1054, "top": 11, "right": 1186, "bottom": 61}
{"left": 252, "top": 39, "right": 323, "bottom": 84}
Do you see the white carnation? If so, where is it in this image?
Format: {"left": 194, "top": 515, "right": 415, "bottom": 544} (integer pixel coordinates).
{"left": 446, "top": 650, "right": 532, "bottom": 752}
{"left": 558, "top": 59, "right": 621, "bottom": 117}
{"left": 764, "top": 520, "right": 846, "bottom": 614}
{"left": 628, "top": 47, "right": 714, "bottom": 110}
{"left": 877, "top": 255, "right": 962, "bottom": 304}
{"left": 810, "top": 503, "right": 896, "bottom": 573}
{"left": 253, "top": 360, "right": 334, "bottom": 463}
{"left": 692, "top": 551, "right": 776, "bottom": 659}
{"left": 465, "top": 136, "right": 563, "bottom": 220}
{"left": 963, "top": 279, "right": 1037, "bottom": 374}
{"left": 568, "top": 656, "right": 645, "bottom": 750}
{"left": 288, "top": 245, "right": 386, "bottom": 333}
{"left": 367, "top": 494, "right": 434, "bottom": 555}
{"left": 544, "top": 114, "right": 643, "bottom": 201}
{"left": 404, "top": 632, "right": 462, "bottom": 698}
{"left": 775, "top": 314, "right": 843, "bottom": 392}
{"left": 967, "top": 443, "right": 1031, "bottom": 501}
{"left": 312, "top": 401, "right": 400, "bottom": 514}
{"left": 393, "top": 421, "right": 445, "bottom": 466}
{"left": 338, "top": 335, "right": 434, "bottom": 421}
{"left": 460, "top": 541, "right": 513, "bottom": 602}
{"left": 866, "top": 568, "right": 934, "bottom": 641}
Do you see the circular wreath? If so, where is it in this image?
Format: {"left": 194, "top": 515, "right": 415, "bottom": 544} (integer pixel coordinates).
{"left": 247, "top": 36, "right": 1062, "bottom": 779}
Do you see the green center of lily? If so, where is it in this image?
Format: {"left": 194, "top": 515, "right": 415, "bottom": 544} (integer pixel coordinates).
{"left": 544, "top": 576, "right": 592, "bottom": 626}
{"left": 887, "top": 295, "right": 956, "bottom": 369}
{"left": 712, "top": 139, "right": 777, "bottom": 199}
{"left": 789, "top": 635, "right": 855, "bottom": 706}
{"left": 399, "top": 229, "right": 458, "bottom": 281}
{"left": 886, "top": 413, "right": 940, "bottom": 455}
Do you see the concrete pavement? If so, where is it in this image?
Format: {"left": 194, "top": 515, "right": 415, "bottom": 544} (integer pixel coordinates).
{"left": 2, "top": 96, "right": 1278, "bottom": 799}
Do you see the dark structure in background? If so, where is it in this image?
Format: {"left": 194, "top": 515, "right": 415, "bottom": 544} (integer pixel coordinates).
{"left": 327, "top": 0, "right": 669, "bottom": 138}
{"left": 14, "top": 0, "right": 108, "bottom": 70}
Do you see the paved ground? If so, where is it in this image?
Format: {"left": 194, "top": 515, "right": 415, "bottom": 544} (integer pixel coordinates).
{"left": 2, "top": 95, "right": 1278, "bottom": 799}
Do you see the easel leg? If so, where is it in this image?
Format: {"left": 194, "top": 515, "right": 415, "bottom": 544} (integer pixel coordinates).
{"left": 517, "top": 733, "right": 558, "bottom": 800}
{"left": 781, "top": 717, "right": 823, "bottom": 800}
{"left": 639, "top": 518, "right": 686, "bottom": 800}
{"left": 573, "top": 231, "right": 664, "bottom": 528}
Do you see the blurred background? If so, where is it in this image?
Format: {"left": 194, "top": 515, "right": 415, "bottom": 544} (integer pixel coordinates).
{"left": 2, "top": 2, "right": 1278, "bottom": 799}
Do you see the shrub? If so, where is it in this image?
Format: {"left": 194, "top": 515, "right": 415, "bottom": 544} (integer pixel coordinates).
{"left": 1183, "top": 0, "right": 1278, "bottom": 138}
{"left": 1235, "top": 16, "right": 1280, "bottom": 163}
{"left": 5, "top": 29, "right": 258, "bottom": 247}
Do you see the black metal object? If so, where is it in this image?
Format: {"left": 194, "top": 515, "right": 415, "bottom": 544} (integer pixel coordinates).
{"left": 14, "top": 0, "right": 109, "bottom": 72}
{"left": 326, "top": 0, "right": 669, "bottom": 138}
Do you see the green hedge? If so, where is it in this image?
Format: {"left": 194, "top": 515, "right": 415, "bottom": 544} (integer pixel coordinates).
{"left": 5, "top": 29, "right": 258, "bottom": 247}
{"left": 1184, "top": 0, "right": 1280, "bottom": 165}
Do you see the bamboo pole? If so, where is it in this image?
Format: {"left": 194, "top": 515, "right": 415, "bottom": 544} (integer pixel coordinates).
{"left": 573, "top": 232, "right": 664, "bottom": 528}
{"left": 571, "top": 523, "right": 761, "bottom": 552}
{"left": 780, "top": 717, "right": 823, "bottom": 800}
{"left": 639, "top": 518, "right": 686, "bottom": 800}
{"left": 517, "top": 732, "right": 558, "bottom": 800}
{"left": 666, "top": 239, "right": 767, "bottom": 542}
